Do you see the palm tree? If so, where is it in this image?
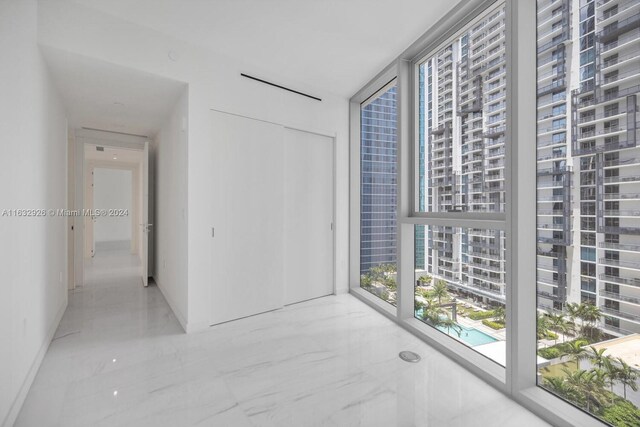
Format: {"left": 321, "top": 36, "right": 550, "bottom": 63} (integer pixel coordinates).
{"left": 554, "top": 317, "right": 574, "bottom": 344}
{"left": 432, "top": 280, "right": 449, "bottom": 305}
{"left": 420, "top": 296, "right": 461, "bottom": 337}
{"left": 439, "top": 315, "right": 463, "bottom": 337}
{"left": 562, "top": 368, "right": 606, "bottom": 412}
{"left": 566, "top": 302, "right": 583, "bottom": 336}
{"left": 537, "top": 312, "right": 550, "bottom": 340}
{"left": 493, "top": 306, "right": 506, "bottom": 324}
{"left": 543, "top": 376, "right": 585, "bottom": 406}
{"left": 581, "top": 303, "right": 602, "bottom": 340}
{"left": 548, "top": 313, "right": 566, "bottom": 345}
{"left": 562, "top": 340, "right": 588, "bottom": 370}
{"left": 616, "top": 357, "right": 640, "bottom": 400}
{"left": 586, "top": 346, "right": 609, "bottom": 369}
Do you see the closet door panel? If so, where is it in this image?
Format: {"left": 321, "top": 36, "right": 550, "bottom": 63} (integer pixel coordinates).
{"left": 210, "top": 111, "right": 284, "bottom": 325}
{"left": 284, "top": 129, "right": 334, "bottom": 305}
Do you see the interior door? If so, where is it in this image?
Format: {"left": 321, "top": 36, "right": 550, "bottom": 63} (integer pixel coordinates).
{"left": 210, "top": 111, "right": 285, "bottom": 325}
{"left": 283, "top": 129, "right": 334, "bottom": 305}
{"left": 141, "top": 141, "right": 149, "bottom": 286}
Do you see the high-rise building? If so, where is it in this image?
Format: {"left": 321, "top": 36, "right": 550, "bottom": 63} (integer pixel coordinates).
{"left": 417, "top": 4, "right": 507, "bottom": 305}
{"left": 360, "top": 85, "right": 398, "bottom": 274}
{"left": 537, "top": 0, "right": 640, "bottom": 337}
{"left": 416, "top": 0, "right": 640, "bottom": 340}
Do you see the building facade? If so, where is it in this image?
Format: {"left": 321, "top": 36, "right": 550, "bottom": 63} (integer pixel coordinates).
{"left": 417, "top": 0, "right": 640, "bottom": 338}
{"left": 360, "top": 85, "right": 398, "bottom": 274}
{"left": 417, "top": 3, "right": 508, "bottom": 305}
{"left": 537, "top": 0, "right": 640, "bottom": 336}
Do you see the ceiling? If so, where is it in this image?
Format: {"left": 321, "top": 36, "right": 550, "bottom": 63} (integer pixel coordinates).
{"left": 85, "top": 144, "right": 143, "bottom": 165}
{"left": 65, "top": 0, "right": 462, "bottom": 98}
{"left": 42, "top": 46, "right": 186, "bottom": 136}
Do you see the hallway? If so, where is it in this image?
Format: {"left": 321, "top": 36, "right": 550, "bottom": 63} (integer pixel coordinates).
{"left": 14, "top": 249, "right": 548, "bottom": 426}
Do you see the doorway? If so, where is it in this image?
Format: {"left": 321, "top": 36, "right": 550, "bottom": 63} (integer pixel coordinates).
{"left": 73, "top": 129, "right": 151, "bottom": 289}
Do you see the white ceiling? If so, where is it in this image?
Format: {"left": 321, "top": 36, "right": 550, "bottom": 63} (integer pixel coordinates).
{"left": 66, "top": 0, "right": 462, "bottom": 98}
{"left": 85, "top": 144, "right": 143, "bottom": 165}
{"left": 42, "top": 46, "right": 186, "bottom": 136}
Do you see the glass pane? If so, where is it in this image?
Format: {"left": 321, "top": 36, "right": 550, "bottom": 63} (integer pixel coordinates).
{"left": 360, "top": 82, "right": 397, "bottom": 306}
{"left": 414, "top": 225, "right": 506, "bottom": 366}
{"left": 416, "top": 1, "right": 507, "bottom": 213}
{"left": 536, "top": 0, "right": 640, "bottom": 424}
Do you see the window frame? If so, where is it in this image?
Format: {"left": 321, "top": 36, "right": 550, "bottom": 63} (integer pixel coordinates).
{"left": 349, "top": 0, "right": 606, "bottom": 426}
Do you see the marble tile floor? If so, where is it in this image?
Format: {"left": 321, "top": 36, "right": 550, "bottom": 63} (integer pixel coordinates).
{"left": 15, "top": 250, "right": 549, "bottom": 427}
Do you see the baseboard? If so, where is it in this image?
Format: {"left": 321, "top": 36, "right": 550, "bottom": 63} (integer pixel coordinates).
{"left": 153, "top": 275, "right": 188, "bottom": 333}
{"left": 185, "top": 320, "right": 210, "bottom": 334}
{"left": 2, "top": 299, "right": 67, "bottom": 427}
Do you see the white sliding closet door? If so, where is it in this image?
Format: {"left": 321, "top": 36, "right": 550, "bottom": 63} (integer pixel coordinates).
{"left": 210, "top": 111, "right": 285, "bottom": 325}
{"left": 283, "top": 129, "right": 334, "bottom": 305}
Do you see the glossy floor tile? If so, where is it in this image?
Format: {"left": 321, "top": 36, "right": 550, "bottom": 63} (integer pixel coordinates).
{"left": 15, "top": 249, "right": 549, "bottom": 426}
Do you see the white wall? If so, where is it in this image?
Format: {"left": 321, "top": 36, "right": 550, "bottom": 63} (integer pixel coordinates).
{"left": 153, "top": 89, "right": 189, "bottom": 329}
{"left": 0, "top": 1, "right": 68, "bottom": 425}
{"left": 93, "top": 168, "right": 133, "bottom": 244}
{"left": 38, "top": 0, "right": 350, "bottom": 332}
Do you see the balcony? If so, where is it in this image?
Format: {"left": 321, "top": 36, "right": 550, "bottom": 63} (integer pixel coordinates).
{"left": 604, "top": 157, "right": 640, "bottom": 167}
{"left": 576, "top": 84, "right": 640, "bottom": 108}
{"left": 537, "top": 277, "right": 560, "bottom": 287}
{"left": 469, "top": 260, "right": 504, "bottom": 273}
{"left": 537, "top": 290, "right": 564, "bottom": 301}
{"left": 598, "top": 0, "right": 640, "bottom": 24}
{"left": 604, "top": 174, "right": 640, "bottom": 184}
{"left": 537, "top": 79, "right": 566, "bottom": 97}
{"left": 537, "top": 32, "right": 569, "bottom": 54}
{"left": 600, "top": 305, "right": 640, "bottom": 322}
{"left": 603, "top": 192, "right": 640, "bottom": 200}
{"left": 601, "top": 323, "right": 637, "bottom": 336}
{"left": 600, "top": 290, "right": 640, "bottom": 305}
{"left": 537, "top": 151, "right": 567, "bottom": 162}
{"left": 597, "top": 12, "right": 640, "bottom": 44}
{"left": 573, "top": 138, "right": 638, "bottom": 156}
{"left": 577, "top": 109, "right": 626, "bottom": 124}
{"left": 536, "top": 209, "right": 564, "bottom": 215}
{"left": 600, "top": 241, "right": 640, "bottom": 251}
{"left": 537, "top": 236, "right": 568, "bottom": 244}
{"left": 600, "top": 274, "right": 640, "bottom": 287}
{"left": 468, "top": 250, "right": 502, "bottom": 261}
{"left": 444, "top": 278, "right": 506, "bottom": 302}
{"left": 599, "top": 225, "right": 640, "bottom": 235}
{"left": 600, "top": 258, "right": 640, "bottom": 269}
{"left": 537, "top": 194, "right": 565, "bottom": 201}
{"left": 537, "top": 249, "right": 563, "bottom": 257}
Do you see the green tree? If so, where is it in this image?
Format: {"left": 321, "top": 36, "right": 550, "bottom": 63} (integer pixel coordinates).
{"left": 493, "top": 305, "right": 506, "bottom": 324}
{"left": 420, "top": 296, "right": 461, "bottom": 337}
{"left": 616, "top": 357, "right": 640, "bottom": 400}
{"left": 562, "top": 368, "right": 606, "bottom": 413}
{"left": 432, "top": 280, "right": 449, "bottom": 304}
{"left": 543, "top": 376, "right": 582, "bottom": 405}
{"left": 554, "top": 315, "right": 574, "bottom": 344}
{"left": 562, "top": 340, "right": 589, "bottom": 370}
{"left": 537, "top": 312, "right": 550, "bottom": 340}
{"left": 417, "top": 275, "right": 432, "bottom": 286}
{"left": 581, "top": 303, "right": 602, "bottom": 340}
{"left": 566, "top": 302, "right": 584, "bottom": 335}
{"left": 586, "top": 346, "right": 609, "bottom": 370}
{"left": 547, "top": 313, "right": 566, "bottom": 345}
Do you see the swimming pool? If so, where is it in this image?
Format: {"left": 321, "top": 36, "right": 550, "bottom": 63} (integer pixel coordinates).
{"left": 414, "top": 309, "right": 497, "bottom": 347}
{"left": 438, "top": 324, "right": 497, "bottom": 346}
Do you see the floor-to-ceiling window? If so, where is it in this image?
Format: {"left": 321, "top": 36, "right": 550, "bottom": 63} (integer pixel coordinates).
{"left": 351, "top": 0, "right": 639, "bottom": 424}
{"left": 536, "top": 0, "right": 640, "bottom": 424}
{"left": 360, "top": 81, "right": 398, "bottom": 306}
{"left": 414, "top": 1, "right": 508, "bottom": 366}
